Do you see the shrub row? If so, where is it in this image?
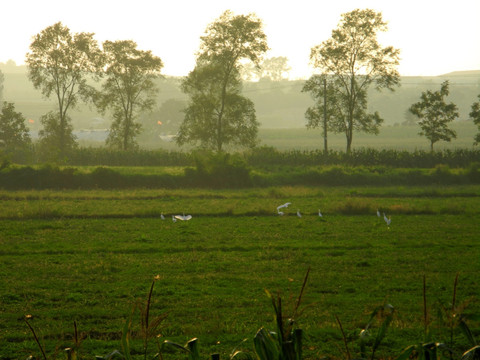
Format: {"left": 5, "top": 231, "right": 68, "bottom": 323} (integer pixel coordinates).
{"left": 1, "top": 163, "right": 480, "bottom": 189}
{"left": 6, "top": 146, "right": 480, "bottom": 168}
{"left": 244, "top": 146, "right": 480, "bottom": 168}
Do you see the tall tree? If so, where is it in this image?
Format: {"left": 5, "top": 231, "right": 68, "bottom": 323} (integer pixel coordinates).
{"left": 470, "top": 94, "right": 480, "bottom": 145}
{"left": 260, "top": 56, "right": 291, "bottom": 81}
{"left": 309, "top": 9, "right": 400, "bottom": 153}
{"left": 303, "top": 74, "right": 383, "bottom": 153}
{"left": 409, "top": 81, "right": 458, "bottom": 151}
{"left": 96, "top": 40, "right": 163, "bottom": 151}
{"left": 176, "top": 10, "right": 268, "bottom": 152}
{"left": 0, "top": 102, "right": 32, "bottom": 153}
{"left": 25, "top": 22, "right": 103, "bottom": 158}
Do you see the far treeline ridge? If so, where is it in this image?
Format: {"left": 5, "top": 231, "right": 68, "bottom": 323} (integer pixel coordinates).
{"left": 0, "top": 9, "right": 479, "bottom": 162}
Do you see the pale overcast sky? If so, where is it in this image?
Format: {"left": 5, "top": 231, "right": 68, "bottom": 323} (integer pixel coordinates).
{"left": 1, "top": 0, "right": 479, "bottom": 78}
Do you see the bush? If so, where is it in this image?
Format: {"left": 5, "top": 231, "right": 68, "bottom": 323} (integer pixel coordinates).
{"left": 185, "top": 151, "right": 252, "bottom": 188}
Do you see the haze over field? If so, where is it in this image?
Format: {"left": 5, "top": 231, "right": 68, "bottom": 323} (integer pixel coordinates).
{"left": 1, "top": 0, "right": 479, "bottom": 78}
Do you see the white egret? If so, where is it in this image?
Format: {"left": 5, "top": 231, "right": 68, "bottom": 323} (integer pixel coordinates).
{"left": 318, "top": 209, "right": 323, "bottom": 217}
{"left": 175, "top": 213, "right": 192, "bottom": 221}
{"left": 277, "top": 202, "right": 291, "bottom": 211}
{"left": 377, "top": 209, "right": 381, "bottom": 217}
{"left": 160, "top": 213, "right": 165, "bottom": 220}
{"left": 297, "top": 210, "right": 302, "bottom": 218}
{"left": 383, "top": 213, "right": 391, "bottom": 226}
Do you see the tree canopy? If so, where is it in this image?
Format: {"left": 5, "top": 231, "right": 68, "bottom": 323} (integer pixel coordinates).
{"left": 0, "top": 101, "right": 32, "bottom": 154}
{"left": 176, "top": 10, "right": 268, "bottom": 152}
{"left": 409, "top": 81, "right": 458, "bottom": 151}
{"left": 25, "top": 22, "right": 103, "bottom": 159}
{"left": 470, "top": 95, "right": 480, "bottom": 145}
{"left": 96, "top": 40, "right": 163, "bottom": 151}
{"left": 308, "top": 9, "right": 400, "bottom": 153}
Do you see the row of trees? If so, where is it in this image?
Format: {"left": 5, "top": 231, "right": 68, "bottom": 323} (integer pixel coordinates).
{"left": 25, "top": 22, "right": 163, "bottom": 160}
{"left": 300, "top": 9, "right": 478, "bottom": 152}
{"left": 1, "top": 9, "right": 480, "bottom": 162}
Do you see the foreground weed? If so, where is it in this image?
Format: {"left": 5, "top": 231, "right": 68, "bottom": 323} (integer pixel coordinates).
{"left": 336, "top": 303, "right": 395, "bottom": 360}
{"left": 253, "top": 268, "right": 310, "bottom": 360}
{"left": 95, "top": 275, "right": 167, "bottom": 360}
{"left": 397, "top": 275, "right": 479, "bottom": 360}
{"left": 25, "top": 316, "right": 84, "bottom": 360}
{"left": 161, "top": 269, "right": 310, "bottom": 360}
{"left": 25, "top": 315, "right": 47, "bottom": 360}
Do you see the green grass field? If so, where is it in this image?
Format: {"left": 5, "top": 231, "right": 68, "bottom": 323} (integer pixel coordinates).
{"left": 1, "top": 186, "right": 479, "bottom": 359}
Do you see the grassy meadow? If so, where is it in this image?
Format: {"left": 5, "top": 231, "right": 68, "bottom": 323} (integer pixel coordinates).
{"left": 1, "top": 186, "right": 479, "bottom": 359}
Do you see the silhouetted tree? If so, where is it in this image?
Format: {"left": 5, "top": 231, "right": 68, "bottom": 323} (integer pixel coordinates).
{"left": 242, "top": 56, "right": 291, "bottom": 81}
{"left": 302, "top": 74, "right": 381, "bottom": 153}
{"left": 470, "top": 94, "right": 480, "bottom": 145}
{"left": 26, "top": 22, "right": 103, "bottom": 159}
{"left": 96, "top": 40, "right": 163, "bottom": 150}
{"left": 177, "top": 10, "right": 268, "bottom": 152}
{"left": 409, "top": 81, "right": 458, "bottom": 151}
{"left": 309, "top": 9, "right": 400, "bottom": 153}
{"left": 0, "top": 102, "right": 32, "bottom": 156}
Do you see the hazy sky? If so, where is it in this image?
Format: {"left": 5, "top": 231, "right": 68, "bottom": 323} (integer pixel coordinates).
{"left": 1, "top": 0, "right": 479, "bottom": 78}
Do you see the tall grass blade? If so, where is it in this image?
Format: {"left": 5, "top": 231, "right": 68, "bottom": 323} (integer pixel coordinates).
{"left": 293, "top": 268, "right": 310, "bottom": 317}
{"left": 253, "top": 327, "right": 280, "bottom": 360}
{"left": 230, "top": 338, "right": 254, "bottom": 360}
{"left": 121, "top": 305, "right": 135, "bottom": 360}
{"left": 293, "top": 328, "right": 303, "bottom": 360}
{"left": 186, "top": 338, "right": 200, "bottom": 360}
{"left": 423, "top": 275, "right": 429, "bottom": 341}
{"left": 335, "top": 315, "right": 351, "bottom": 360}
{"left": 162, "top": 340, "right": 191, "bottom": 353}
{"left": 395, "top": 345, "right": 416, "bottom": 360}
{"left": 25, "top": 317, "right": 47, "bottom": 360}
{"left": 459, "top": 318, "right": 477, "bottom": 347}
{"left": 371, "top": 304, "right": 395, "bottom": 360}
{"left": 461, "top": 345, "right": 480, "bottom": 360}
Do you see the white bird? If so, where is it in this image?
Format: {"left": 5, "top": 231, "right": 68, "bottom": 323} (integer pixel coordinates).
{"left": 277, "top": 202, "right": 291, "bottom": 211}
{"left": 297, "top": 210, "right": 302, "bottom": 218}
{"left": 383, "top": 213, "right": 391, "bottom": 226}
{"left": 160, "top": 213, "right": 165, "bottom": 220}
{"left": 172, "top": 215, "right": 177, "bottom": 223}
{"left": 377, "top": 209, "right": 381, "bottom": 217}
{"left": 318, "top": 209, "right": 323, "bottom": 217}
{"left": 174, "top": 213, "right": 192, "bottom": 221}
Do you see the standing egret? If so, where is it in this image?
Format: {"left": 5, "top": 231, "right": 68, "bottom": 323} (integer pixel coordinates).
{"left": 377, "top": 209, "right": 381, "bottom": 217}
{"left": 383, "top": 213, "right": 391, "bottom": 226}
{"left": 160, "top": 213, "right": 165, "bottom": 220}
{"left": 318, "top": 209, "right": 323, "bottom": 217}
{"left": 297, "top": 210, "right": 302, "bottom": 218}
{"left": 277, "top": 202, "right": 291, "bottom": 212}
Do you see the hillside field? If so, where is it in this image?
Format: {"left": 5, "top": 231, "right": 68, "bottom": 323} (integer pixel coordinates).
{"left": 0, "top": 186, "right": 479, "bottom": 359}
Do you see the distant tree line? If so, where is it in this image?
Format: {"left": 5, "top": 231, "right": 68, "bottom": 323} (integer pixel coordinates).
{"left": 1, "top": 8, "right": 480, "bottom": 165}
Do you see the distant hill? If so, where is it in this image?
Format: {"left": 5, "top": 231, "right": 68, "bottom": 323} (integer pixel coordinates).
{"left": 439, "top": 70, "right": 480, "bottom": 77}
{"left": 1, "top": 65, "right": 479, "bottom": 133}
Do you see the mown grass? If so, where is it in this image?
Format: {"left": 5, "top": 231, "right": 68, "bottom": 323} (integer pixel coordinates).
{"left": 0, "top": 186, "right": 479, "bottom": 359}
